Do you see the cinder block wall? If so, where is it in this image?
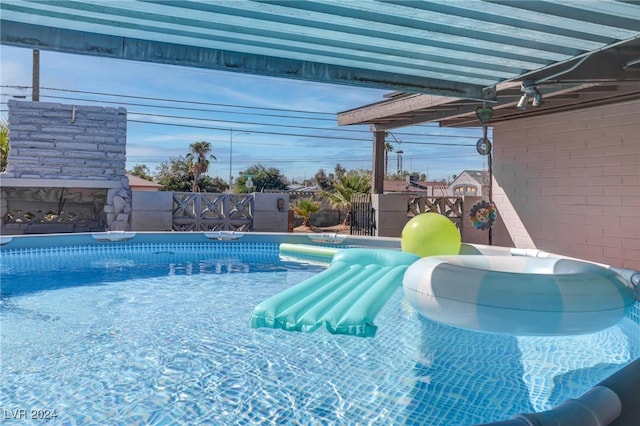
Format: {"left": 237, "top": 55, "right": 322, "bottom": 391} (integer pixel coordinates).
{"left": 131, "top": 191, "right": 173, "bottom": 231}
{"left": 253, "top": 193, "right": 289, "bottom": 232}
{"left": 492, "top": 100, "right": 640, "bottom": 269}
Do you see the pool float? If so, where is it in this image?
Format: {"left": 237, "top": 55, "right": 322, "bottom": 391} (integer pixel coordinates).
{"left": 402, "top": 255, "right": 635, "bottom": 335}
{"left": 249, "top": 248, "right": 419, "bottom": 337}
{"left": 278, "top": 243, "right": 340, "bottom": 264}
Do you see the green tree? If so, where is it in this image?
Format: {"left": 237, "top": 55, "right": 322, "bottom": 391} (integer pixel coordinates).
{"left": 197, "top": 175, "right": 228, "bottom": 193}
{"left": 388, "top": 170, "right": 412, "bottom": 181}
{"left": 127, "top": 164, "right": 153, "bottom": 181}
{"left": 0, "top": 119, "right": 9, "bottom": 172}
{"left": 186, "top": 141, "right": 216, "bottom": 192}
{"left": 235, "top": 164, "right": 288, "bottom": 193}
{"left": 156, "top": 156, "right": 227, "bottom": 193}
{"left": 292, "top": 197, "right": 320, "bottom": 228}
{"left": 156, "top": 156, "right": 193, "bottom": 192}
{"left": 314, "top": 169, "right": 333, "bottom": 191}
{"left": 321, "top": 169, "right": 370, "bottom": 226}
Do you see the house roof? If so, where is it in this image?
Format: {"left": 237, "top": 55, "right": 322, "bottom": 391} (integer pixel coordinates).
{"left": 2, "top": 1, "right": 638, "bottom": 103}
{"left": 384, "top": 179, "right": 449, "bottom": 193}
{"left": 126, "top": 174, "right": 164, "bottom": 189}
{"left": 451, "top": 170, "right": 488, "bottom": 186}
{"left": 287, "top": 184, "right": 319, "bottom": 192}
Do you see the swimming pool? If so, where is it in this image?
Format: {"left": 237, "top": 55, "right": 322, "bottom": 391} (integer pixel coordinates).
{"left": 1, "top": 232, "right": 639, "bottom": 425}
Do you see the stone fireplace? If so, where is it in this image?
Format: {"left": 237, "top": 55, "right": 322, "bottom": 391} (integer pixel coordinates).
{"left": 1, "top": 100, "right": 132, "bottom": 234}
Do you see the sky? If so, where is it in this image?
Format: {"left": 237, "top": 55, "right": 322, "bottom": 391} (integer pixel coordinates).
{"left": 0, "top": 45, "right": 488, "bottom": 184}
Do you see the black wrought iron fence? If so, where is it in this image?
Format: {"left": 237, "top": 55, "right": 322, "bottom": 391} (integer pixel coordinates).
{"left": 350, "top": 194, "right": 376, "bottom": 236}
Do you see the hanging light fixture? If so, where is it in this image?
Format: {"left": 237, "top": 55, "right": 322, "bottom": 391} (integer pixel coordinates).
{"left": 517, "top": 80, "right": 542, "bottom": 110}
{"left": 516, "top": 94, "right": 529, "bottom": 110}
{"left": 532, "top": 92, "right": 543, "bottom": 107}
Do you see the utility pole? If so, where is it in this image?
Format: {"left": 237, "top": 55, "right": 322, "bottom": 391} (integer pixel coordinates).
{"left": 229, "top": 130, "right": 250, "bottom": 192}
{"left": 32, "top": 50, "right": 40, "bottom": 101}
{"left": 396, "top": 150, "right": 403, "bottom": 176}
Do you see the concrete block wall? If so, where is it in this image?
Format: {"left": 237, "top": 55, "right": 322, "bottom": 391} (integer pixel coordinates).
{"left": 492, "top": 99, "right": 640, "bottom": 269}
{"left": 373, "top": 193, "right": 410, "bottom": 237}
{"left": 131, "top": 191, "right": 173, "bottom": 231}
{"left": 253, "top": 192, "right": 289, "bottom": 232}
{"left": 372, "top": 193, "right": 492, "bottom": 245}
{"left": 462, "top": 196, "right": 496, "bottom": 245}
{"left": 127, "top": 192, "right": 289, "bottom": 232}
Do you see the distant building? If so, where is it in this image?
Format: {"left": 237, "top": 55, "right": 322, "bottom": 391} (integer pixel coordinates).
{"left": 288, "top": 178, "right": 452, "bottom": 196}
{"left": 384, "top": 178, "right": 450, "bottom": 196}
{"left": 127, "top": 174, "right": 164, "bottom": 191}
{"left": 449, "top": 170, "right": 489, "bottom": 197}
{"left": 287, "top": 183, "right": 319, "bottom": 193}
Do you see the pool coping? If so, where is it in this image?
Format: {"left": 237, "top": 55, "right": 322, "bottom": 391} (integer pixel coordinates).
{"left": 0, "top": 231, "right": 402, "bottom": 251}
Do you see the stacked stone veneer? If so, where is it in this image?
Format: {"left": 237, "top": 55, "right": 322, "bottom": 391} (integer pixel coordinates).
{"left": 1, "top": 100, "right": 132, "bottom": 233}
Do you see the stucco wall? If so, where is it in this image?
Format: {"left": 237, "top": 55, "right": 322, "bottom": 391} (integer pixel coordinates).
{"left": 492, "top": 100, "right": 639, "bottom": 269}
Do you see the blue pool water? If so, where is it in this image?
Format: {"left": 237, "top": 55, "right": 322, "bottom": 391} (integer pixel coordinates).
{"left": 1, "top": 242, "right": 639, "bottom": 425}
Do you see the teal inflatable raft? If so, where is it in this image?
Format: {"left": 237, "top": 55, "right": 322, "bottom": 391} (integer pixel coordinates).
{"left": 249, "top": 248, "right": 419, "bottom": 337}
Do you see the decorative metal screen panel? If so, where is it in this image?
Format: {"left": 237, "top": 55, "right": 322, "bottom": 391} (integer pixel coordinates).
{"left": 172, "top": 193, "right": 253, "bottom": 231}
{"left": 350, "top": 194, "right": 376, "bottom": 236}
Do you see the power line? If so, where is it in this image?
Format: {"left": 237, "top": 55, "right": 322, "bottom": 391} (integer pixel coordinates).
{"left": 127, "top": 110, "right": 480, "bottom": 140}
{"left": 127, "top": 119, "right": 475, "bottom": 146}
{"left": 128, "top": 150, "right": 476, "bottom": 162}
{"left": 28, "top": 94, "right": 339, "bottom": 122}
{"left": 127, "top": 111, "right": 369, "bottom": 134}
{"left": 1, "top": 97, "right": 480, "bottom": 142}
{"left": 2, "top": 86, "right": 488, "bottom": 140}
{"left": 38, "top": 86, "right": 337, "bottom": 116}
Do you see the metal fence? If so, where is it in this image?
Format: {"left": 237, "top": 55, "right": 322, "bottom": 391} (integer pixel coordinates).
{"left": 350, "top": 194, "right": 376, "bottom": 236}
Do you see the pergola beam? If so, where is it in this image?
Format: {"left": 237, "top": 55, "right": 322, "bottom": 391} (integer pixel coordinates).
{"left": 1, "top": 21, "right": 490, "bottom": 99}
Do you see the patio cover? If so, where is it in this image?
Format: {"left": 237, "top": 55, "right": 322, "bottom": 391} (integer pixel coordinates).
{"left": 1, "top": 0, "right": 639, "bottom": 103}
{"left": 2, "top": 1, "right": 638, "bottom": 195}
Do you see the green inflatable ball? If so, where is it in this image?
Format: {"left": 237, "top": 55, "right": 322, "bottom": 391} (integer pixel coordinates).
{"left": 401, "top": 213, "right": 461, "bottom": 257}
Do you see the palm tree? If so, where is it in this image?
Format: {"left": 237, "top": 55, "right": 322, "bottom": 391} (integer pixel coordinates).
{"left": 321, "top": 170, "right": 370, "bottom": 226}
{"left": 186, "top": 141, "right": 216, "bottom": 192}
{"left": 292, "top": 197, "right": 320, "bottom": 228}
